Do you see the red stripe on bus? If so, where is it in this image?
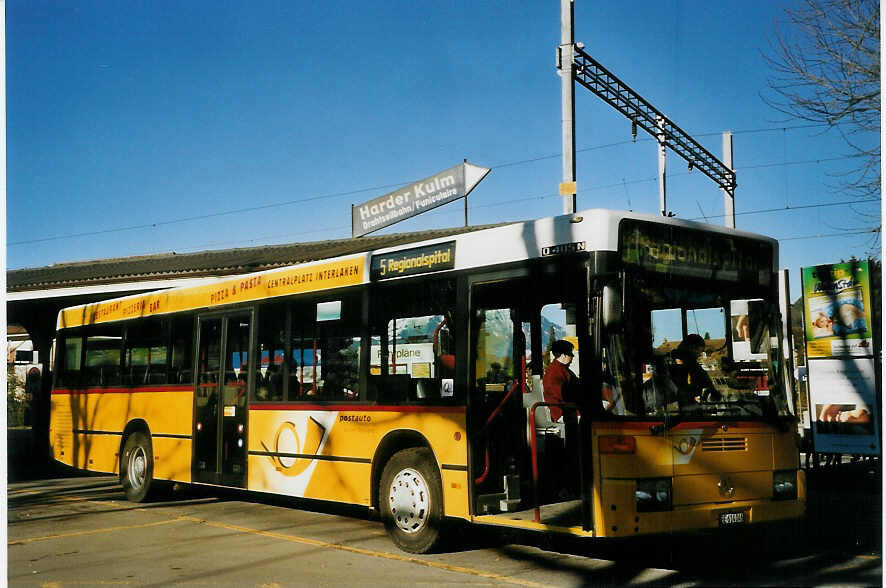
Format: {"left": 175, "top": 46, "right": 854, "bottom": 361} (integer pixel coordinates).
{"left": 594, "top": 420, "right": 769, "bottom": 430}
{"left": 52, "top": 385, "right": 193, "bottom": 395}
{"left": 249, "top": 403, "right": 466, "bottom": 413}
{"left": 593, "top": 421, "right": 658, "bottom": 430}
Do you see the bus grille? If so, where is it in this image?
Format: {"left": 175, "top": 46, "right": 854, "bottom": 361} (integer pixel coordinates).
{"left": 701, "top": 437, "right": 747, "bottom": 452}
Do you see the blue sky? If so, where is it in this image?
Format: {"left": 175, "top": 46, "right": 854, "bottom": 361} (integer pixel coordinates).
{"left": 7, "top": 1, "right": 880, "bottom": 298}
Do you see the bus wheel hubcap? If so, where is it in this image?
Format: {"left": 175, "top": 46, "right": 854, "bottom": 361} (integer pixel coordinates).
{"left": 389, "top": 468, "right": 429, "bottom": 534}
{"left": 129, "top": 447, "right": 147, "bottom": 489}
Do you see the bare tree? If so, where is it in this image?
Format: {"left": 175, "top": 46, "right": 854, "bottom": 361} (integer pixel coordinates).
{"left": 765, "top": 0, "right": 880, "bottom": 199}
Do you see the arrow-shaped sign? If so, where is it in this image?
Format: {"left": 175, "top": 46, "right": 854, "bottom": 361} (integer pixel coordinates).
{"left": 352, "top": 161, "right": 491, "bottom": 238}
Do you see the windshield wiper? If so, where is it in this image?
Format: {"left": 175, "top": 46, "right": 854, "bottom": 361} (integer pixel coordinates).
{"left": 649, "top": 408, "right": 696, "bottom": 435}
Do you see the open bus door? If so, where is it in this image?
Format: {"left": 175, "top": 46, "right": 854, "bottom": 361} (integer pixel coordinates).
{"left": 468, "top": 267, "right": 593, "bottom": 531}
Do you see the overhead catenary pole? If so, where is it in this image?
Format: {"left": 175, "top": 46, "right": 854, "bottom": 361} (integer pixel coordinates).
{"left": 722, "top": 131, "right": 735, "bottom": 228}
{"left": 464, "top": 158, "right": 469, "bottom": 226}
{"left": 657, "top": 116, "right": 667, "bottom": 216}
{"left": 559, "top": 0, "right": 577, "bottom": 215}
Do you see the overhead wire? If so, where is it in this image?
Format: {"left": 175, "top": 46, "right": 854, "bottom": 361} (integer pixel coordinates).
{"left": 9, "top": 122, "right": 875, "bottom": 248}
{"left": 778, "top": 228, "right": 878, "bottom": 241}
{"left": 165, "top": 196, "right": 878, "bottom": 255}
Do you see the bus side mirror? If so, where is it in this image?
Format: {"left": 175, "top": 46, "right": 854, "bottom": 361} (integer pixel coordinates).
{"left": 602, "top": 285, "right": 622, "bottom": 329}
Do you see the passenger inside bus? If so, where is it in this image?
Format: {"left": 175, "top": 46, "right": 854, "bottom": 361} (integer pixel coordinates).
{"left": 541, "top": 339, "right": 580, "bottom": 422}
{"left": 265, "top": 363, "right": 284, "bottom": 400}
{"left": 542, "top": 339, "right": 582, "bottom": 497}
{"left": 670, "top": 334, "right": 720, "bottom": 404}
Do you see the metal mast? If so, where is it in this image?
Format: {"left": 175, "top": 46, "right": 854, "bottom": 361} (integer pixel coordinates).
{"left": 557, "top": 4, "right": 738, "bottom": 226}
{"left": 558, "top": 0, "right": 577, "bottom": 215}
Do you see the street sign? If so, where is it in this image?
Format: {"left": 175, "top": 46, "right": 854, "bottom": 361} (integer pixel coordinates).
{"left": 352, "top": 162, "right": 490, "bottom": 237}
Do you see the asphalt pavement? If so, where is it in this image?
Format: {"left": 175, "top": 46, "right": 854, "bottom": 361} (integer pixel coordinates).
{"left": 7, "top": 429, "right": 882, "bottom": 587}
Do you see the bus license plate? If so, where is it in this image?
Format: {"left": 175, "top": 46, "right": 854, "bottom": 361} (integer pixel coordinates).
{"left": 719, "top": 511, "right": 747, "bottom": 526}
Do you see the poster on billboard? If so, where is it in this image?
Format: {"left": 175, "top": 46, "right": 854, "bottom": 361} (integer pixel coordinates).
{"left": 351, "top": 162, "right": 490, "bottom": 237}
{"left": 801, "top": 261, "right": 874, "bottom": 358}
{"left": 730, "top": 299, "right": 768, "bottom": 361}
{"left": 807, "top": 357, "right": 880, "bottom": 455}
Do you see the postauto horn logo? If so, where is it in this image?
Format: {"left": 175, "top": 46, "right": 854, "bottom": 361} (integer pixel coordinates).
{"left": 260, "top": 417, "right": 326, "bottom": 477}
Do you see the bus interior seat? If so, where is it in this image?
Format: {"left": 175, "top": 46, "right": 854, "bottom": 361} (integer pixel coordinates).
{"left": 524, "top": 375, "right": 565, "bottom": 439}
{"left": 151, "top": 369, "right": 167, "bottom": 384}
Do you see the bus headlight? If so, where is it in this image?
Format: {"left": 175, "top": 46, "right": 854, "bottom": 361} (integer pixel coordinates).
{"left": 636, "top": 477, "right": 672, "bottom": 512}
{"left": 773, "top": 470, "right": 797, "bottom": 500}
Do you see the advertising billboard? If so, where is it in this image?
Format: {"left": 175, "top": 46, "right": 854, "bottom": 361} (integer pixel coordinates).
{"left": 802, "top": 260, "right": 879, "bottom": 455}
{"left": 808, "top": 358, "right": 880, "bottom": 454}
{"left": 801, "top": 261, "right": 873, "bottom": 358}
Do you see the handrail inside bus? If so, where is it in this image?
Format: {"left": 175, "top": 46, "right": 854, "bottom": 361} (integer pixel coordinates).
{"left": 474, "top": 379, "right": 522, "bottom": 485}
{"left": 528, "top": 401, "right": 582, "bottom": 524}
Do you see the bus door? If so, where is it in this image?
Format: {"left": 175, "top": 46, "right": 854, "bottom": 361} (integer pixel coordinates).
{"left": 193, "top": 312, "right": 252, "bottom": 487}
{"left": 469, "top": 267, "right": 592, "bottom": 528}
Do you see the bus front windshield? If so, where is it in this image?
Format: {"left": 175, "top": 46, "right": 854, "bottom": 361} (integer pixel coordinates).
{"left": 603, "top": 276, "right": 793, "bottom": 422}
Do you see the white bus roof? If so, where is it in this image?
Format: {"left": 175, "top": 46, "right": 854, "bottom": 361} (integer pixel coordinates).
{"left": 57, "top": 209, "right": 778, "bottom": 329}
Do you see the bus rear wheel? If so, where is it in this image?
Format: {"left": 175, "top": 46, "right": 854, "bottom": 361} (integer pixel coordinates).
{"left": 379, "top": 447, "right": 444, "bottom": 553}
{"left": 121, "top": 431, "right": 154, "bottom": 503}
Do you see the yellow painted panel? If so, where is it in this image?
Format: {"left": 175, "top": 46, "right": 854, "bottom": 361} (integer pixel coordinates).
{"left": 441, "top": 469, "right": 470, "bottom": 520}
{"left": 247, "top": 454, "right": 371, "bottom": 505}
{"left": 673, "top": 432, "right": 771, "bottom": 474}
{"left": 70, "top": 432, "right": 120, "bottom": 473}
{"left": 50, "top": 389, "right": 193, "bottom": 483}
{"left": 50, "top": 430, "right": 73, "bottom": 468}
{"left": 673, "top": 471, "right": 771, "bottom": 505}
{"left": 304, "top": 461, "right": 371, "bottom": 504}
{"left": 597, "top": 432, "right": 672, "bottom": 478}
{"left": 596, "top": 426, "right": 788, "bottom": 479}
{"left": 153, "top": 437, "right": 192, "bottom": 483}
{"left": 598, "top": 478, "right": 638, "bottom": 535}
{"left": 248, "top": 409, "right": 467, "bottom": 463}
{"left": 59, "top": 256, "right": 365, "bottom": 329}
{"left": 51, "top": 389, "right": 192, "bottom": 436}
{"left": 247, "top": 408, "right": 468, "bottom": 507}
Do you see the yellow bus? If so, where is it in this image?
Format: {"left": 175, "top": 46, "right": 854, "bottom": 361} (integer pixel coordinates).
{"left": 50, "top": 209, "right": 805, "bottom": 553}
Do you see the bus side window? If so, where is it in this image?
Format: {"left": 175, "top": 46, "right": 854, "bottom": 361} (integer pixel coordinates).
{"left": 254, "top": 303, "right": 287, "bottom": 402}
{"left": 170, "top": 314, "right": 194, "bottom": 385}
{"left": 58, "top": 332, "right": 84, "bottom": 388}
{"left": 223, "top": 319, "right": 251, "bottom": 407}
{"left": 289, "top": 296, "right": 361, "bottom": 402}
{"left": 84, "top": 325, "right": 123, "bottom": 387}
{"left": 475, "top": 309, "right": 516, "bottom": 393}
{"left": 319, "top": 333, "right": 361, "bottom": 401}
{"left": 369, "top": 278, "right": 457, "bottom": 404}
{"left": 124, "top": 318, "right": 168, "bottom": 386}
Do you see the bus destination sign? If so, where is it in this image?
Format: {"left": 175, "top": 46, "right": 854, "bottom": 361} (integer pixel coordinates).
{"left": 619, "top": 220, "right": 773, "bottom": 284}
{"left": 370, "top": 242, "right": 456, "bottom": 281}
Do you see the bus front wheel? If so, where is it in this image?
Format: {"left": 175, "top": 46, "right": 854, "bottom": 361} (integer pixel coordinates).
{"left": 379, "top": 447, "right": 444, "bottom": 553}
{"left": 121, "top": 431, "right": 154, "bottom": 503}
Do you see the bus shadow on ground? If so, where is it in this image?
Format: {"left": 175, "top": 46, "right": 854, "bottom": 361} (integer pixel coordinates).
{"left": 11, "top": 445, "right": 880, "bottom": 584}
{"left": 478, "top": 461, "right": 881, "bottom": 586}
{"left": 472, "top": 517, "right": 880, "bottom": 587}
